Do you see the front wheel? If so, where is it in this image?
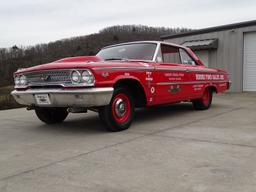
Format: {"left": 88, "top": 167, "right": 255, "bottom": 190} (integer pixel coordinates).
{"left": 99, "top": 87, "right": 135, "bottom": 132}
{"left": 192, "top": 88, "right": 213, "bottom": 110}
{"left": 35, "top": 107, "right": 68, "bottom": 124}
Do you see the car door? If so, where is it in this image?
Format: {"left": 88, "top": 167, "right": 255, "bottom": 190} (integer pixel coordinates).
{"left": 154, "top": 44, "right": 191, "bottom": 104}
{"left": 179, "top": 48, "right": 200, "bottom": 98}
{"left": 179, "top": 48, "right": 215, "bottom": 99}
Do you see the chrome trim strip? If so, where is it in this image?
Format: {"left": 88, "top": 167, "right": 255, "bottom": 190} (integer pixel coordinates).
{"left": 102, "top": 59, "right": 155, "bottom": 63}
{"left": 152, "top": 42, "right": 161, "bottom": 62}
{"left": 15, "top": 83, "right": 95, "bottom": 89}
{"left": 155, "top": 67, "right": 226, "bottom": 74}
{"left": 12, "top": 88, "right": 113, "bottom": 94}
{"left": 93, "top": 67, "right": 154, "bottom": 71}
{"left": 101, "top": 41, "right": 158, "bottom": 51}
{"left": 18, "top": 69, "right": 70, "bottom": 76}
{"left": 156, "top": 80, "right": 229, "bottom": 85}
{"left": 93, "top": 67, "right": 226, "bottom": 74}
{"left": 186, "top": 70, "right": 226, "bottom": 74}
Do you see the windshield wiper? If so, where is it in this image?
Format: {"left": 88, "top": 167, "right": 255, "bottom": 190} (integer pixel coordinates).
{"left": 104, "top": 58, "right": 128, "bottom": 61}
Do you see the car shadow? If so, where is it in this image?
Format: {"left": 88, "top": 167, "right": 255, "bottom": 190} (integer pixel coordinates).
{"left": 37, "top": 113, "right": 106, "bottom": 134}
{"left": 36, "top": 102, "right": 218, "bottom": 134}
{"left": 134, "top": 102, "right": 194, "bottom": 123}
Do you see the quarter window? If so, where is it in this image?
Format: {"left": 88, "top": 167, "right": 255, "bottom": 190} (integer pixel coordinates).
{"left": 161, "top": 44, "right": 181, "bottom": 64}
{"left": 179, "top": 49, "right": 195, "bottom": 65}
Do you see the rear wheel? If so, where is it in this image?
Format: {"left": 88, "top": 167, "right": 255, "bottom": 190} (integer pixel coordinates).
{"left": 35, "top": 107, "right": 68, "bottom": 124}
{"left": 192, "top": 88, "right": 213, "bottom": 110}
{"left": 99, "top": 87, "right": 135, "bottom": 132}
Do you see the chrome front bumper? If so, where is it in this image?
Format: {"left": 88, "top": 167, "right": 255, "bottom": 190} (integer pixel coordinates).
{"left": 11, "top": 87, "right": 114, "bottom": 107}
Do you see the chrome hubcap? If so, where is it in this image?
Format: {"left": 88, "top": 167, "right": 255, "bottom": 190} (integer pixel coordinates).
{"left": 115, "top": 98, "right": 126, "bottom": 117}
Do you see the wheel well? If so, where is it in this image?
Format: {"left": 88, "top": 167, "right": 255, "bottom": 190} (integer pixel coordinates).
{"left": 207, "top": 86, "right": 217, "bottom": 93}
{"left": 114, "top": 79, "right": 147, "bottom": 108}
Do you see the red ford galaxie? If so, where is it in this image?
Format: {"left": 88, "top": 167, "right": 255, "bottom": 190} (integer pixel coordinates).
{"left": 12, "top": 41, "right": 230, "bottom": 131}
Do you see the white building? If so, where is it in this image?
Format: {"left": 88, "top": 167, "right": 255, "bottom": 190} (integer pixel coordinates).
{"left": 161, "top": 20, "right": 256, "bottom": 92}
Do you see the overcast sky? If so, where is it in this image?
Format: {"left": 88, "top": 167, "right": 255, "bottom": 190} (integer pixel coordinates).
{"left": 0, "top": 0, "right": 255, "bottom": 48}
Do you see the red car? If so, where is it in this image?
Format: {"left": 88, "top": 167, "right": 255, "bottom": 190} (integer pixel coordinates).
{"left": 11, "top": 41, "right": 230, "bottom": 131}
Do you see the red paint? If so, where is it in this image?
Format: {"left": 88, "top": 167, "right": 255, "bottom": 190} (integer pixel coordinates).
{"left": 202, "top": 89, "right": 210, "bottom": 106}
{"left": 55, "top": 56, "right": 103, "bottom": 63}
{"left": 14, "top": 42, "right": 230, "bottom": 107}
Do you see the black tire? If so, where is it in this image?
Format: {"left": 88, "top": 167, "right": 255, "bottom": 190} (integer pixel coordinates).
{"left": 99, "top": 87, "right": 135, "bottom": 132}
{"left": 35, "top": 107, "right": 68, "bottom": 124}
{"left": 192, "top": 88, "right": 213, "bottom": 110}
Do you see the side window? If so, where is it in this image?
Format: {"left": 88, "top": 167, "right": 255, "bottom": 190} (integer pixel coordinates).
{"left": 161, "top": 44, "right": 181, "bottom": 64}
{"left": 179, "top": 49, "right": 195, "bottom": 65}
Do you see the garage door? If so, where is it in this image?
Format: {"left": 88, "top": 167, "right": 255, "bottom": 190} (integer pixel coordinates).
{"left": 243, "top": 32, "right": 256, "bottom": 91}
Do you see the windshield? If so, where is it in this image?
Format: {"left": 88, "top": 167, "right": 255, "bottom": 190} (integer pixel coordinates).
{"left": 96, "top": 43, "right": 157, "bottom": 61}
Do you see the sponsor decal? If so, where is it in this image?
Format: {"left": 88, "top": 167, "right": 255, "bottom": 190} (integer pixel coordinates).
{"left": 146, "top": 77, "right": 153, "bottom": 81}
{"left": 146, "top": 71, "right": 152, "bottom": 78}
{"left": 40, "top": 74, "right": 51, "bottom": 82}
{"left": 168, "top": 85, "right": 181, "bottom": 93}
{"left": 101, "top": 72, "right": 109, "bottom": 78}
{"left": 164, "top": 72, "right": 184, "bottom": 81}
{"left": 193, "top": 84, "right": 204, "bottom": 91}
{"left": 146, "top": 71, "right": 153, "bottom": 88}
{"left": 219, "top": 83, "right": 227, "bottom": 87}
{"left": 196, "top": 74, "right": 224, "bottom": 81}
{"left": 151, "top": 87, "right": 155, "bottom": 94}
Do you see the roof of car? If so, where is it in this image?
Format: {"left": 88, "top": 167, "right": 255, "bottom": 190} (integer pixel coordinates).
{"left": 101, "top": 41, "right": 185, "bottom": 50}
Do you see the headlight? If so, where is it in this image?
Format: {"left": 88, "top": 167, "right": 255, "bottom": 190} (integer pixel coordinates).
{"left": 81, "top": 70, "right": 95, "bottom": 85}
{"left": 14, "top": 75, "right": 27, "bottom": 86}
{"left": 71, "top": 70, "right": 81, "bottom": 83}
{"left": 14, "top": 76, "right": 20, "bottom": 85}
{"left": 20, "top": 75, "right": 27, "bottom": 85}
{"left": 70, "top": 69, "right": 95, "bottom": 86}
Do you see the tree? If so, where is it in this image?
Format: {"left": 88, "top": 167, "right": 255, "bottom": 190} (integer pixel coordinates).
{"left": 0, "top": 25, "right": 191, "bottom": 87}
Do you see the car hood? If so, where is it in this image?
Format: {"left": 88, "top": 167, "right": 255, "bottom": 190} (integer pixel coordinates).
{"left": 15, "top": 56, "right": 153, "bottom": 74}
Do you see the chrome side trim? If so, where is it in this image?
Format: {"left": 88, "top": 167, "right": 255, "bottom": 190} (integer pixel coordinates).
{"left": 186, "top": 70, "right": 226, "bottom": 74}
{"left": 156, "top": 81, "right": 229, "bottom": 85}
{"left": 152, "top": 42, "right": 161, "bottom": 62}
{"left": 155, "top": 67, "right": 226, "bottom": 74}
{"left": 93, "top": 67, "right": 154, "bottom": 71}
{"left": 93, "top": 66, "right": 226, "bottom": 74}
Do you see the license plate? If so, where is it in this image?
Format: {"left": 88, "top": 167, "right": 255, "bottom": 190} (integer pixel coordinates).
{"left": 35, "top": 94, "right": 51, "bottom": 105}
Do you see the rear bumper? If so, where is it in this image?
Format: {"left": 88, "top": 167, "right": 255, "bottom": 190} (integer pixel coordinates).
{"left": 11, "top": 87, "right": 113, "bottom": 107}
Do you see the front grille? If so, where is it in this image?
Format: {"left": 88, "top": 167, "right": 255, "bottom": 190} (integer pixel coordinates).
{"left": 25, "top": 70, "right": 72, "bottom": 86}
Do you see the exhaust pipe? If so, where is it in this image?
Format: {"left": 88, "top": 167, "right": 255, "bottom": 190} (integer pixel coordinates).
{"left": 67, "top": 107, "right": 88, "bottom": 113}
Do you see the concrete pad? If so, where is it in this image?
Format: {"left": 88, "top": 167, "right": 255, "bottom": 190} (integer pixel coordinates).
{"left": 0, "top": 93, "right": 256, "bottom": 192}
{"left": 1, "top": 136, "right": 256, "bottom": 192}
{"left": 0, "top": 109, "right": 141, "bottom": 180}
{"left": 156, "top": 93, "right": 256, "bottom": 146}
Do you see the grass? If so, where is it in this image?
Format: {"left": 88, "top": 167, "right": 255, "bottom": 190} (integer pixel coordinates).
{"left": 0, "top": 86, "right": 21, "bottom": 110}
